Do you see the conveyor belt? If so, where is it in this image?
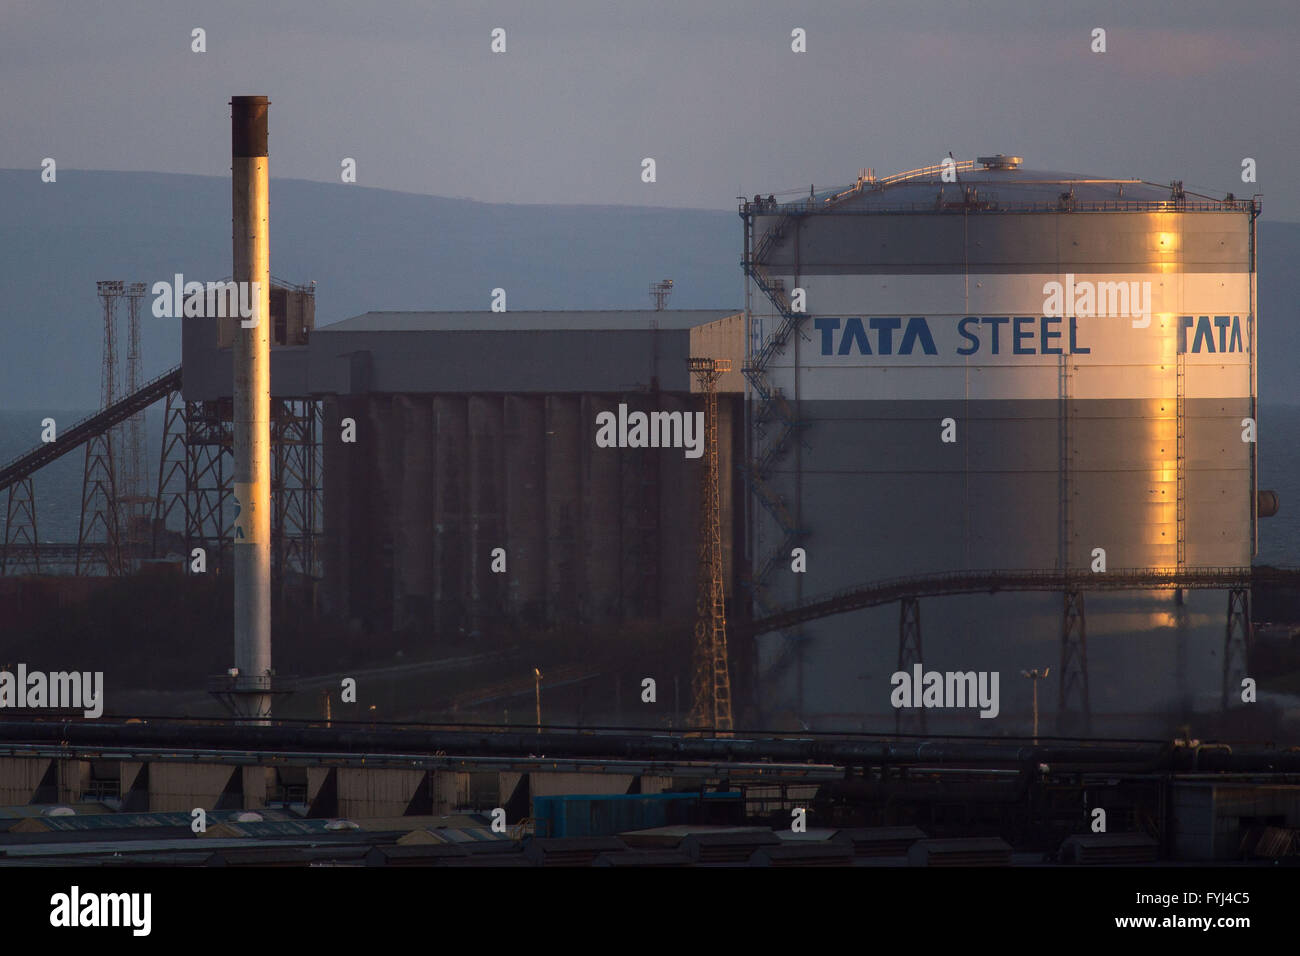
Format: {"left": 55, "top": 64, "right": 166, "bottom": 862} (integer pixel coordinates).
{"left": 0, "top": 366, "right": 180, "bottom": 493}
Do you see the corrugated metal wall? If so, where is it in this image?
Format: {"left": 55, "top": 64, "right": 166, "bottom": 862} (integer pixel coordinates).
{"left": 321, "top": 392, "right": 741, "bottom": 637}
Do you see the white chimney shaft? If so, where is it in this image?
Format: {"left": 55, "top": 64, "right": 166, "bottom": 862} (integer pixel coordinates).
{"left": 230, "top": 95, "right": 272, "bottom": 722}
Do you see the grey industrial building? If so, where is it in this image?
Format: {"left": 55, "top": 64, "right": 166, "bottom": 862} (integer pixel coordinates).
{"left": 181, "top": 307, "right": 746, "bottom": 639}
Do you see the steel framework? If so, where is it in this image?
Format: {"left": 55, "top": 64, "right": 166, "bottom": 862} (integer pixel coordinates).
{"left": 1, "top": 478, "right": 40, "bottom": 576}
{"left": 649, "top": 278, "right": 673, "bottom": 311}
{"left": 271, "top": 398, "right": 324, "bottom": 583}
{"left": 1057, "top": 589, "right": 1090, "bottom": 733}
{"left": 119, "top": 282, "right": 151, "bottom": 556}
{"left": 896, "top": 597, "right": 925, "bottom": 734}
{"left": 688, "top": 357, "right": 734, "bottom": 734}
{"left": 750, "top": 566, "right": 1279, "bottom": 635}
{"left": 149, "top": 394, "right": 324, "bottom": 583}
{"left": 1222, "top": 588, "right": 1252, "bottom": 709}
{"left": 740, "top": 200, "right": 810, "bottom": 708}
{"left": 153, "top": 387, "right": 188, "bottom": 556}
{"left": 745, "top": 565, "right": 1296, "bottom": 727}
{"left": 75, "top": 431, "right": 122, "bottom": 575}
{"left": 76, "top": 281, "right": 125, "bottom": 576}
{"left": 0, "top": 282, "right": 323, "bottom": 581}
{"left": 185, "top": 399, "right": 234, "bottom": 575}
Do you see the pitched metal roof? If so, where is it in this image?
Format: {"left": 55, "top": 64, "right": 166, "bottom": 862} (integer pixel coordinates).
{"left": 318, "top": 309, "right": 740, "bottom": 333}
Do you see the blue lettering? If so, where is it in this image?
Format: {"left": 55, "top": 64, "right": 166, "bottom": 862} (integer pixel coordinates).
{"left": 1229, "top": 315, "right": 1242, "bottom": 352}
{"left": 814, "top": 314, "right": 1119, "bottom": 358}
{"left": 957, "top": 317, "right": 979, "bottom": 356}
{"left": 1041, "top": 316, "right": 1062, "bottom": 355}
{"left": 839, "top": 317, "right": 871, "bottom": 355}
{"left": 1192, "top": 316, "right": 1214, "bottom": 353}
{"left": 815, "top": 317, "right": 839, "bottom": 355}
{"left": 1013, "top": 317, "right": 1034, "bottom": 355}
{"left": 983, "top": 317, "right": 1008, "bottom": 355}
{"left": 899, "top": 317, "right": 937, "bottom": 355}
{"left": 1179, "top": 315, "right": 1193, "bottom": 354}
{"left": 869, "top": 317, "right": 901, "bottom": 355}
{"left": 1214, "top": 315, "right": 1230, "bottom": 353}
{"left": 1068, "top": 317, "right": 1089, "bottom": 354}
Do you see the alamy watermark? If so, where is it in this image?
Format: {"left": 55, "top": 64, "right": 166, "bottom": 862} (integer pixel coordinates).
{"left": 1043, "top": 274, "right": 1152, "bottom": 328}
{"left": 0, "top": 664, "right": 103, "bottom": 718}
{"left": 595, "top": 404, "right": 705, "bottom": 459}
{"left": 50, "top": 886, "right": 150, "bottom": 936}
{"left": 890, "top": 664, "right": 999, "bottom": 718}
{"left": 150, "top": 274, "right": 260, "bottom": 327}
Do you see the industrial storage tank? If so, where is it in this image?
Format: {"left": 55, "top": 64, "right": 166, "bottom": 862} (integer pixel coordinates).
{"left": 743, "top": 156, "right": 1259, "bottom": 736}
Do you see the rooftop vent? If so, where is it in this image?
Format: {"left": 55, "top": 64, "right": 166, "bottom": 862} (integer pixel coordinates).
{"left": 977, "top": 154, "right": 1023, "bottom": 170}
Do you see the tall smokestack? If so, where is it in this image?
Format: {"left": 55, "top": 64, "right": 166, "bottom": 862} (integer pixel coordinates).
{"left": 230, "top": 95, "right": 272, "bottom": 721}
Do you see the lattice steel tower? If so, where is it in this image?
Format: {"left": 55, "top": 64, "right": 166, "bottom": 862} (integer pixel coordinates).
{"left": 649, "top": 278, "right": 673, "bottom": 311}
{"left": 77, "top": 281, "right": 124, "bottom": 575}
{"left": 688, "top": 357, "right": 734, "bottom": 734}
{"left": 120, "top": 282, "right": 150, "bottom": 553}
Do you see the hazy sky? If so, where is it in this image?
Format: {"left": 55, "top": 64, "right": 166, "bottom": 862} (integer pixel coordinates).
{"left": 3, "top": 0, "right": 1298, "bottom": 218}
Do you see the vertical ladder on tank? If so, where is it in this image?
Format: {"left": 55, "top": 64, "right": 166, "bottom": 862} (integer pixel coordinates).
{"left": 1176, "top": 350, "right": 1187, "bottom": 568}
{"left": 1056, "top": 351, "right": 1091, "bottom": 732}
{"left": 1175, "top": 346, "right": 1189, "bottom": 719}
{"left": 1057, "top": 353, "right": 1072, "bottom": 569}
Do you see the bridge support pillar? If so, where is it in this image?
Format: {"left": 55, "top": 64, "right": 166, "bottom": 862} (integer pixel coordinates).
{"left": 1222, "top": 588, "right": 1252, "bottom": 710}
{"left": 1174, "top": 588, "right": 1190, "bottom": 722}
{"left": 271, "top": 398, "right": 323, "bottom": 588}
{"left": 76, "top": 431, "right": 123, "bottom": 575}
{"left": 1058, "top": 588, "right": 1091, "bottom": 734}
{"left": 185, "top": 400, "right": 235, "bottom": 574}
{"left": 896, "top": 597, "right": 925, "bottom": 735}
{"left": 152, "top": 387, "right": 189, "bottom": 559}
{"left": 1, "top": 477, "right": 40, "bottom": 575}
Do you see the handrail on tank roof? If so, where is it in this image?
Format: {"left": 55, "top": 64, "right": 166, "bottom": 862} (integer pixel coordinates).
{"left": 872, "top": 160, "right": 976, "bottom": 187}
{"left": 741, "top": 197, "right": 1261, "bottom": 217}
{"left": 741, "top": 166, "right": 1258, "bottom": 217}
{"left": 820, "top": 160, "right": 979, "bottom": 205}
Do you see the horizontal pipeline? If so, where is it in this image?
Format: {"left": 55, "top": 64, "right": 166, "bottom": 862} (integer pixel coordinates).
{"left": 1, "top": 721, "right": 1297, "bottom": 773}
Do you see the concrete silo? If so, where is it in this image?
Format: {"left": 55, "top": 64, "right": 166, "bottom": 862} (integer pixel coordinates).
{"left": 743, "top": 156, "right": 1259, "bottom": 735}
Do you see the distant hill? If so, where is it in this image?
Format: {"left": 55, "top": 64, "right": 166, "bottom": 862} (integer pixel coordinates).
{"left": 1, "top": 169, "right": 1295, "bottom": 408}
{"left": 0, "top": 169, "right": 742, "bottom": 409}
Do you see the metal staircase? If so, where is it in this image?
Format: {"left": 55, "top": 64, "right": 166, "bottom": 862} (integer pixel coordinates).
{"left": 739, "top": 203, "right": 810, "bottom": 686}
